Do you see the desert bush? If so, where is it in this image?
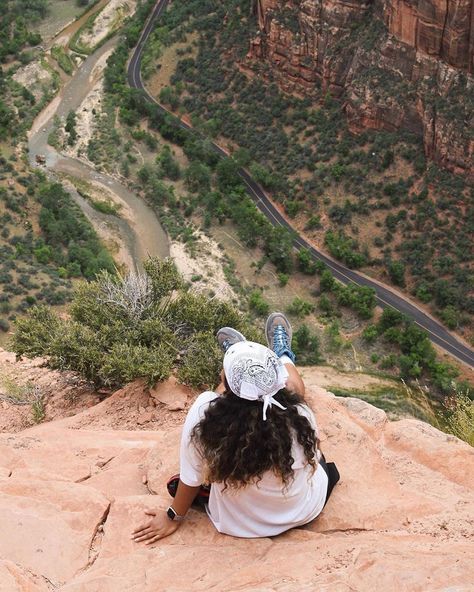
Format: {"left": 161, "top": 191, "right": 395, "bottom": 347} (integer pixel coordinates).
{"left": 12, "top": 258, "right": 248, "bottom": 389}
{"left": 443, "top": 387, "right": 474, "bottom": 446}
{"left": 287, "top": 297, "right": 314, "bottom": 318}
{"left": 292, "top": 324, "right": 322, "bottom": 365}
{"left": 249, "top": 289, "right": 270, "bottom": 316}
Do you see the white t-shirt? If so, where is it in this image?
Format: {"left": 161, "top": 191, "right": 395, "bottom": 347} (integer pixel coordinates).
{"left": 180, "top": 391, "right": 328, "bottom": 538}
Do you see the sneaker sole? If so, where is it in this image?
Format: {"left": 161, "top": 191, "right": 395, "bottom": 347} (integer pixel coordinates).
{"left": 265, "top": 312, "right": 293, "bottom": 349}
{"left": 216, "top": 327, "right": 246, "bottom": 352}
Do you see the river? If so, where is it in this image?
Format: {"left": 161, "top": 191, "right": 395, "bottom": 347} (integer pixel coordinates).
{"left": 28, "top": 36, "right": 169, "bottom": 272}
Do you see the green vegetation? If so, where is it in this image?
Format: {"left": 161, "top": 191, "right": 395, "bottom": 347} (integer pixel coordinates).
{"left": 443, "top": 388, "right": 474, "bottom": 446}
{"left": 0, "top": 4, "right": 60, "bottom": 141}
{"left": 80, "top": 0, "right": 470, "bottom": 399}
{"left": 0, "top": 373, "right": 45, "bottom": 423}
{"left": 140, "top": 0, "right": 472, "bottom": 336}
{"left": 0, "top": 0, "right": 45, "bottom": 63}
{"left": 65, "top": 110, "right": 78, "bottom": 145}
{"left": 0, "top": 145, "right": 117, "bottom": 326}
{"left": 249, "top": 289, "right": 270, "bottom": 316}
{"left": 51, "top": 45, "right": 74, "bottom": 74}
{"left": 12, "top": 258, "right": 257, "bottom": 389}
{"left": 37, "top": 181, "right": 115, "bottom": 279}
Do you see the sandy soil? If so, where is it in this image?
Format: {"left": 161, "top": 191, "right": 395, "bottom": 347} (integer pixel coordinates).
{"left": 0, "top": 349, "right": 100, "bottom": 433}
{"left": 301, "top": 365, "right": 396, "bottom": 392}
{"left": 0, "top": 349, "right": 187, "bottom": 434}
{"left": 63, "top": 80, "right": 104, "bottom": 157}
{"left": 63, "top": 48, "right": 114, "bottom": 160}
{"left": 170, "top": 231, "right": 238, "bottom": 303}
{"left": 78, "top": 0, "right": 137, "bottom": 50}
{"left": 12, "top": 62, "right": 54, "bottom": 101}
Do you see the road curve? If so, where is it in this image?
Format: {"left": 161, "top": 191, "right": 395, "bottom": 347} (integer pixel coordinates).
{"left": 127, "top": 0, "right": 474, "bottom": 369}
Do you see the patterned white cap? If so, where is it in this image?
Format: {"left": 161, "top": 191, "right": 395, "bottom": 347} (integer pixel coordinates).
{"left": 223, "top": 341, "right": 289, "bottom": 420}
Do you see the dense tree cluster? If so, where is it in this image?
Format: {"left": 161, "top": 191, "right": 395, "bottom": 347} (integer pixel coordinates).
{"left": 0, "top": 0, "right": 45, "bottom": 62}
{"left": 37, "top": 182, "right": 115, "bottom": 279}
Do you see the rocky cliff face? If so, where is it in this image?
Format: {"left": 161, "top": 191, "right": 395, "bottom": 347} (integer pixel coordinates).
{"left": 384, "top": 0, "right": 474, "bottom": 71}
{"left": 1, "top": 352, "right": 474, "bottom": 590}
{"left": 248, "top": 0, "right": 474, "bottom": 176}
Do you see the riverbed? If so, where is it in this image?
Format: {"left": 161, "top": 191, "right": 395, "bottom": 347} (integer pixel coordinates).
{"left": 28, "top": 36, "right": 169, "bottom": 272}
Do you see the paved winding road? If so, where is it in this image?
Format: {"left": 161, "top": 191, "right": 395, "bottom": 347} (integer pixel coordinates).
{"left": 127, "top": 0, "right": 474, "bottom": 369}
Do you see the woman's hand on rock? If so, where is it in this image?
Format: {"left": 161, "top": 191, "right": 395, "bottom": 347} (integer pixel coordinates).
{"left": 132, "top": 510, "right": 180, "bottom": 544}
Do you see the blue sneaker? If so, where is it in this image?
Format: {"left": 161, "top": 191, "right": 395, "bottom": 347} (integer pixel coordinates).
{"left": 217, "top": 327, "right": 246, "bottom": 353}
{"left": 265, "top": 312, "right": 296, "bottom": 363}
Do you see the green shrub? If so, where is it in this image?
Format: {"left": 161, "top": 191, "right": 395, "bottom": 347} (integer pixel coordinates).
{"left": 51, "top": 46, "right": 74, "bottom": 75}
{"left": 287, "top": 297, "right": 314, "bottom": 318}
{"left": 12, "top": 259, "right": 246, "bottom": 389}
{"left": 324, "top": 230, "right": 367, "bottom": 268}
{"left": 292, "top": 324, "right": 322, "bottom": 365}
{"left": 336, "top": 283, "right": 376, "bottom": 319}
{"left": 297, "top": 248, "right": 317, "bottom": 275}
{"left": 443, "top": 388, "right": 474, "bottom": 446}
{"left": 362, "top": 325, "right": 378, "bottom": 343}
{"left": 249, "top": 289, "right": 270, "bottom": 316}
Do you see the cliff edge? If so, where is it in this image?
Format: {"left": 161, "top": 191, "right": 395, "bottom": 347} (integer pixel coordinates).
{"left": 0, "top": 352, "right": 473, "bottom": 591}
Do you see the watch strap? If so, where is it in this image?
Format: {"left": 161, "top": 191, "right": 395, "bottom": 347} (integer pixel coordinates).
{"left": 166, "top": 506, "right": 185, "bottom": 521}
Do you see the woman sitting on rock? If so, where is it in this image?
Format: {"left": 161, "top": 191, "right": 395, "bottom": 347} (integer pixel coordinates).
{"left": 132, "top": 312, "right": 339, "bottom": 542}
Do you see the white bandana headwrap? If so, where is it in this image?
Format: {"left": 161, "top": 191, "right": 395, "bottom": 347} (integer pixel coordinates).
{"left": 223, "top": 341, "right": 289, "bottom": 421}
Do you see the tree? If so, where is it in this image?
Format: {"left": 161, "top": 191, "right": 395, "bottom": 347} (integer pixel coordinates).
{"left": 65, "top": 111, "right": 77, "bottom": 146}
{"left": 387, "top": 259, "right": 405, "bottom": 287}
{"left": 156, "top": 145, "right": 181, "bottom": 181}
{"left": 319, "top": 269, "right": 335, "bottom": 292}
{"left": 287, "top": 297, "right": 314, "bottom": 318}
{"left": 184, "top": 161, "right": 211, "bottom": 193}
{"left": 263, "top": 227, "right": 294, "bottom": 273}
{"left": 297, "top": 248, "right": 317, "bottom": 275}
{"left": 248, "top": 289, "right": 270, "bottom": 316}
{"left": 377, "top": 308, "right": 404, "bottom": 333}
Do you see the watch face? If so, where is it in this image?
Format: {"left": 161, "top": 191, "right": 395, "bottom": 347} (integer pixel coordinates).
{"left": 167, "top": 506, "right": 176, "bottom": 521}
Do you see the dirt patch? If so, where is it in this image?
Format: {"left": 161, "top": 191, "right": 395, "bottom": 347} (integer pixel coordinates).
{"left": 0, "top": 349, "right": 99, "bottom": 433}
{"left": 170, "top": 230, "right": 238, "bottom": 303}
{"left": 300, "top": 365, "right": 396, "bottom": 392}
{"left": 12, "top": 61, "right": 54, "bottom": 101}
{"left": 147, "top": 32, "right": 198, "bottom": 98}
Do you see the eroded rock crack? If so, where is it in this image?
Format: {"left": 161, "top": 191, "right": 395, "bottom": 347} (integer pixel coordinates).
{"left": 86, "top": 501, "right": 112, "bottom": 570}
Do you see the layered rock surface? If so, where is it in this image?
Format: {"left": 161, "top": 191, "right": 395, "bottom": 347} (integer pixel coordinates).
{"left": 1, "top": 365, "right": 473, "bottom": 590}
{"left": 248, "top": 0, "right": 473, "bottom": 176}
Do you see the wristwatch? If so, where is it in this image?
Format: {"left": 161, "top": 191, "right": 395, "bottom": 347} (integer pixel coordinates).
{"left": 166, "top": 506, "right": 185, "bottom": 521}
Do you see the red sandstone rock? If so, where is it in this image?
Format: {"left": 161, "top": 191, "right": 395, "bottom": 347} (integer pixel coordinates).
{"left": 149, "top": 375, "right": 191, "bottom": 411}
{"left": 0, "top": 560, "right": 50, "bottom": 592}
{"left": 0, "top": 366, "right": 473, "bottom": 590}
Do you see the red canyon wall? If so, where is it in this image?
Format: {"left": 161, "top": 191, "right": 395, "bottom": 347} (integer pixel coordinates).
{"left": 248, "top": 0, "right": 473, "bottom": 176}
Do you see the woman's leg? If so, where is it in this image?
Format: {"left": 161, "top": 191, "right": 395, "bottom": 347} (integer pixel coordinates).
{"left": 280, "top": 355, "right": 305, "bottom": 396}
{"left": 265, "top": 313, "right": 305, "bottom": 396}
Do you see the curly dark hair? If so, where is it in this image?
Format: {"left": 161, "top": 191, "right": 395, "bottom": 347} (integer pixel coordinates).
{"left": 190, "top": 389, "right": 318, "bottom": 489}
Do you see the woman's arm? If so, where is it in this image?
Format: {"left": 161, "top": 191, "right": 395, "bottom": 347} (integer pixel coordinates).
{"left": 132, "top": 480, "right": 201, "bottom": 545}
